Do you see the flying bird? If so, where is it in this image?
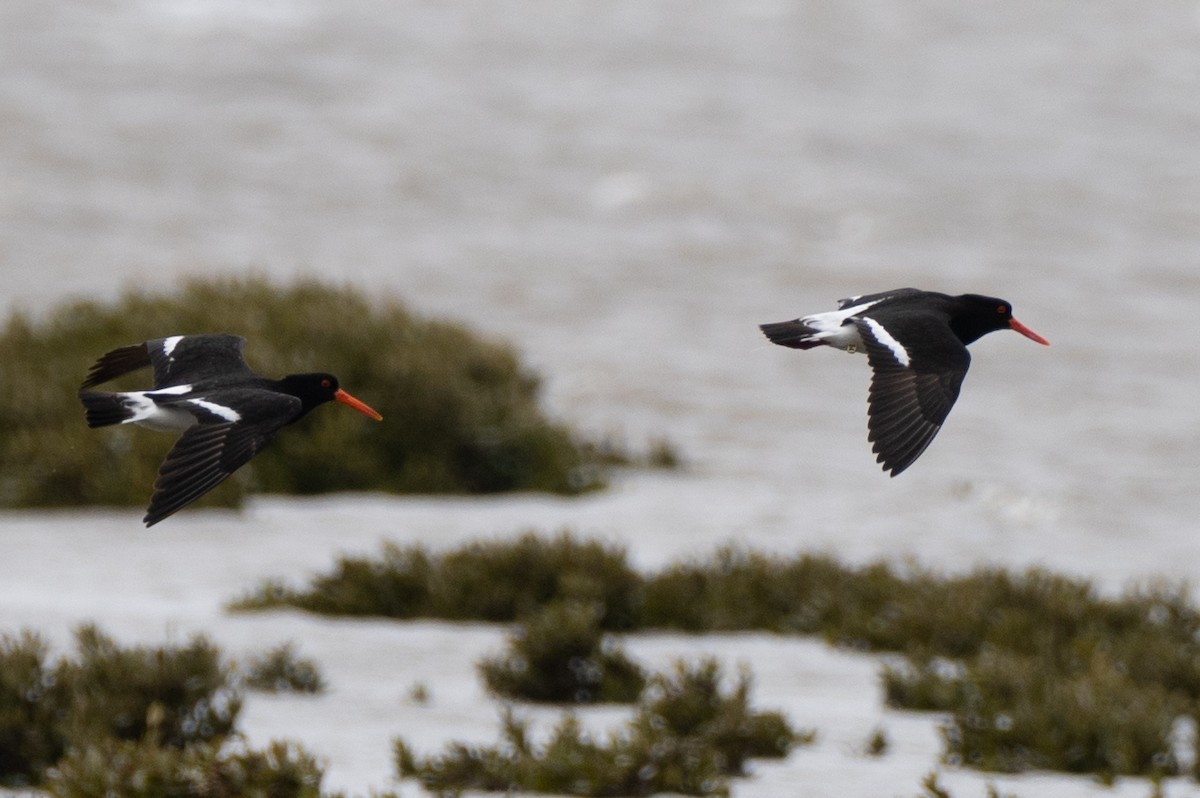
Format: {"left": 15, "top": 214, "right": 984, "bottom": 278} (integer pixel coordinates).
{"left": 760, "top": 288, "right": 1048, "bottom": 476}
{"left": 78, "top": 334, "right": 383, "bottom": 526}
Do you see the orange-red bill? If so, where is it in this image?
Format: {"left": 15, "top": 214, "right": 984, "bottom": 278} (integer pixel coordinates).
{"left": 334, "top": 388, "right": 383, "bottom": 421}
{"left": 1009, "top": 318, "right": 1050, "bottom": 346}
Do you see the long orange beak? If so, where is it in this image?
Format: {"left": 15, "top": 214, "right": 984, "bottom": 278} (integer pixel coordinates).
{"left": 334, "top": 388, "right": 383, "bottom": 421}
{"left": 1010, "top": 318, "right": 1050, "bottom": 346}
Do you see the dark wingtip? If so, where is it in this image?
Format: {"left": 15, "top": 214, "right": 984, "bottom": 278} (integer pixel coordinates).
{"left": 869, "top": 422, "right": 938, "bottom": 478}
{"left": 143, "top": 499, "right": 184, "bottom": 528}
{"left": 78, "top": 390, "right": 133, "bottom": 428}
{"left": 79, "top": 343, "right": 153, "bottom": 389}
{"left": 760, "top": 320, "right": 822, "bottom": 350}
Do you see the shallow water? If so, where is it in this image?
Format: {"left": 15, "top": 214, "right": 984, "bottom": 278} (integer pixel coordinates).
{"left": 2, "top": 1, "right": 1200, "bottom": 794}
{"left": 4, "top": 0, "right": 1199, "bottom": 551}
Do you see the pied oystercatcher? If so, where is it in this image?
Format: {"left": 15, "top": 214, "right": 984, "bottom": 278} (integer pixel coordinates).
{"left": 78, "top": 334, "right": 383, "bottom": 526}
{"left": 760, "top": 288, "right": 1049, "bottom": 476}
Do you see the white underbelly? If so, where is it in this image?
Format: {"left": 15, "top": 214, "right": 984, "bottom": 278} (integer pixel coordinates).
{"left": 820, "top": 324, "right": 865, "bottom": 352}
{"left": 800, "top": 303, "right": 873, "bottom": 353}
{"left": 120, "top": 391, "right": 198, "bottom": 432}
{"left": 134, "top": 408, "right": 197, "bottom": 432}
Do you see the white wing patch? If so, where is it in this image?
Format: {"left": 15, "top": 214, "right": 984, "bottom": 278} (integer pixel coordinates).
{"left": 162, "top": 335, "right": 184, "bottom": 358}
{"left": 189, "top": 398, "right": 242, "bottom": 422}
{"left": 862, "top": 317, "right": 910, "bottom": 366}
{"left": 120, "top": 392, "right": 197, "bottom": 432}
{"left": 802, "top": 298, "right": 882, "bottom": 331}
{"left": 148, "top": 384, "right": 192, "bottom": 396}
{"left": 798, "top": 298, "right": 882, "bottom": 351}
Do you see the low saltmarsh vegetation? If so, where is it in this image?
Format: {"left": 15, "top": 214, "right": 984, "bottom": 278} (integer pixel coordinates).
{"left": 0, "top": 626, "right": 344, "bottom": 795}
{"left": 0, "top": 624, "right": 238, "bottom": 786}
{"left": 479, "top": 600, "right": 646, "bottom": 704}
{"left": 396, "top": 658, "right": 804, "bottom": 797}
{"left": 44, "top": 738, "right": 326, "bottom": 798}
{"left": 234, "top": 533, "right": 1200, "bottom": 781}
{"left": 241, "top": 642, "right": 326, "bottom": 694}
{"left": 0, "top": 276, "right": 630, "bottom": 511}
{"left": 231, "top": 531, "right": 642, "bottom": 628}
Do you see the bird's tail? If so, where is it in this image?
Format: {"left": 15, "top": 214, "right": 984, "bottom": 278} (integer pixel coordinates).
{"left": 759, "top": 319, "right": 824, "bottom": 350}
{"left": 78, "top": 391, "right": 136, "bottom": 428}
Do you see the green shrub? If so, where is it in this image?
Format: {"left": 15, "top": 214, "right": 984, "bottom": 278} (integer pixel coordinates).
{"left": 937, "top": 648, "right": 1180, "bottom": 777}
{"left": 60, "top": 625, "right": 239, "bottom": 749}
{"left": 232, "top": 531, "right": 642, "bottom": 629}
{"left": 44, "top": 738, "right": 325, "bottom": 798}
{"left": 241, "top": 644, "right": 326, "bottom": 694}
{"left": 0, "top": 630, "right": 66, "bottom": 786}
{"left": 0, "top": 625, "right": 241, "bottom": 786}
{"left": 397, "top": 658, "right": 804, "bottom": 797}
{"left": 429, "top": 533, "right": 642, "bottom": 628}
{"left": 0, "top": 276, "right": 610, "bottom": 511}
{"left": 881, "top": 656, "right": 971, "bottom": 712}
{"left": 237, "top": 546, "right": 435, "bottom": 619}
{"left": 632, "top": 659, "right": 799, "bottom": 777}
{"left": 479, "top": 602, "right": 645, "bottom": 704}
{"left": 880, "top": 582, "right": 1200, "bottom": 778}
{"left": 638, "top": 548, "right": 854, "bottom": 634}
{"left": 638, "top": 549, "right": 1156, "bottom": 661}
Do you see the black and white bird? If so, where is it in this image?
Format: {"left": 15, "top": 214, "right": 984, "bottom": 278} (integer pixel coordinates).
{"left": 760, "top": 288, "right": 1049, "bottom": 476}
{"left": 78, "top": 334, "right": 383, "bottom": 526}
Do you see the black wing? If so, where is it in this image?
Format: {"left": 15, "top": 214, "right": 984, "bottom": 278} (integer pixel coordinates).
{"left": 837, "top": 287, "right": 921, "bottom": 310}
{"left": 854, "top": 316, "right": 969, "bottom": 476}
{"left": 80, "top": 334, "right": 255, "bottom": 390}
{"left": 145, "top": 335, "right": 255, "bottom": 388}
{"left": 142, "top": 390, "right": 300, "bottom": 526}
{"left": 759, "top": 319, "right": 822, "bottom": 349}
{"left": 79, "top": 343, "right": 152, "bottom": 389}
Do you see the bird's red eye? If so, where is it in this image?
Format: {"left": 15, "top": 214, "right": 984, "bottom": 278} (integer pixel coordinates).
{"left": 997, "top": 305, "right": 1007, "bottom": 314}
{"left": 321, "top": 378, "right": 331, "bottom": 388}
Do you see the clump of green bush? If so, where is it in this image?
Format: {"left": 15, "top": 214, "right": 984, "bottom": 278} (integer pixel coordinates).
{"left": 396, "top": 658, "right": 804, "bottom": 797}
{"left": 0, "top": 276, "right": 619, "bottom": 511}
{"left": 0, "top": 625, "right": 238, "bottom": 786}
{"left": 0, "top": 625, "right": 351, "bottom": 795}
{"left": 234, "top": 533, "right": 1200, "bottom": 782}
{"left": 0, "top": 630, "right": 65, "bottom": 784}
{"left": 241, "top": 643, "right": 326, "bottom": 694}
{"left": 878, "top": 580, "right": 1200, "bottom": 778}
{"left": 66, "top": 625, "right": 240, "bottom": 749}
{"left": 479, "top": 601, "right": 645, "bottom": 704}
{"left": 231, "top": 531, "right": 642, "bottom": 629}
{"left": 891, "top": 648, "right": 1184, "bottom": 778}
{"left": 44, "top": 738, "right": 325, "bottom": 798}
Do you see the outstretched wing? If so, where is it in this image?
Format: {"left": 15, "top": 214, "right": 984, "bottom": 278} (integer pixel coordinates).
{"left": 145, "top": 335, "right": 255, "bottom": 388}
{"left": 836, "top": 287, "right": 921, "bottom": 310}
{"left": 853, "top": 316, "right": 969, "bottom": 476}
{"left": 142, "top": 390, "right": 300, "bottom": 526}
{"left": 80, "top": 334, "right": 255, "bottom": 390}
{"left": 79, "top": 343, "right": 153, "bottom": 389}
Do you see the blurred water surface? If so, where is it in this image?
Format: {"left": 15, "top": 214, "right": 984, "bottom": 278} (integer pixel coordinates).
{"left": 4, "top": 0, "right": 1200, "bottom": 570}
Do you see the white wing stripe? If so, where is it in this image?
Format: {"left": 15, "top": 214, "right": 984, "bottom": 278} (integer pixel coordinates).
{"left": 862, "top": 317, "right": 911, "bottom": 366}
{"left": 148, "top": 384, "right": 192, "bottom": 396}
{"left": 801, "top": 299, "right": 882, "bottom": 333}
{"left": 189, "top": 398, "right": 242, "bottom": 422}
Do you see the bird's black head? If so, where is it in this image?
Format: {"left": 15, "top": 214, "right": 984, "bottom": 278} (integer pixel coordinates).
{"left": 279, "top": 373, "right": 384, "bottom": 421}
{"left": 951, "top": 294, "right": 1050, "bottom": 347}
